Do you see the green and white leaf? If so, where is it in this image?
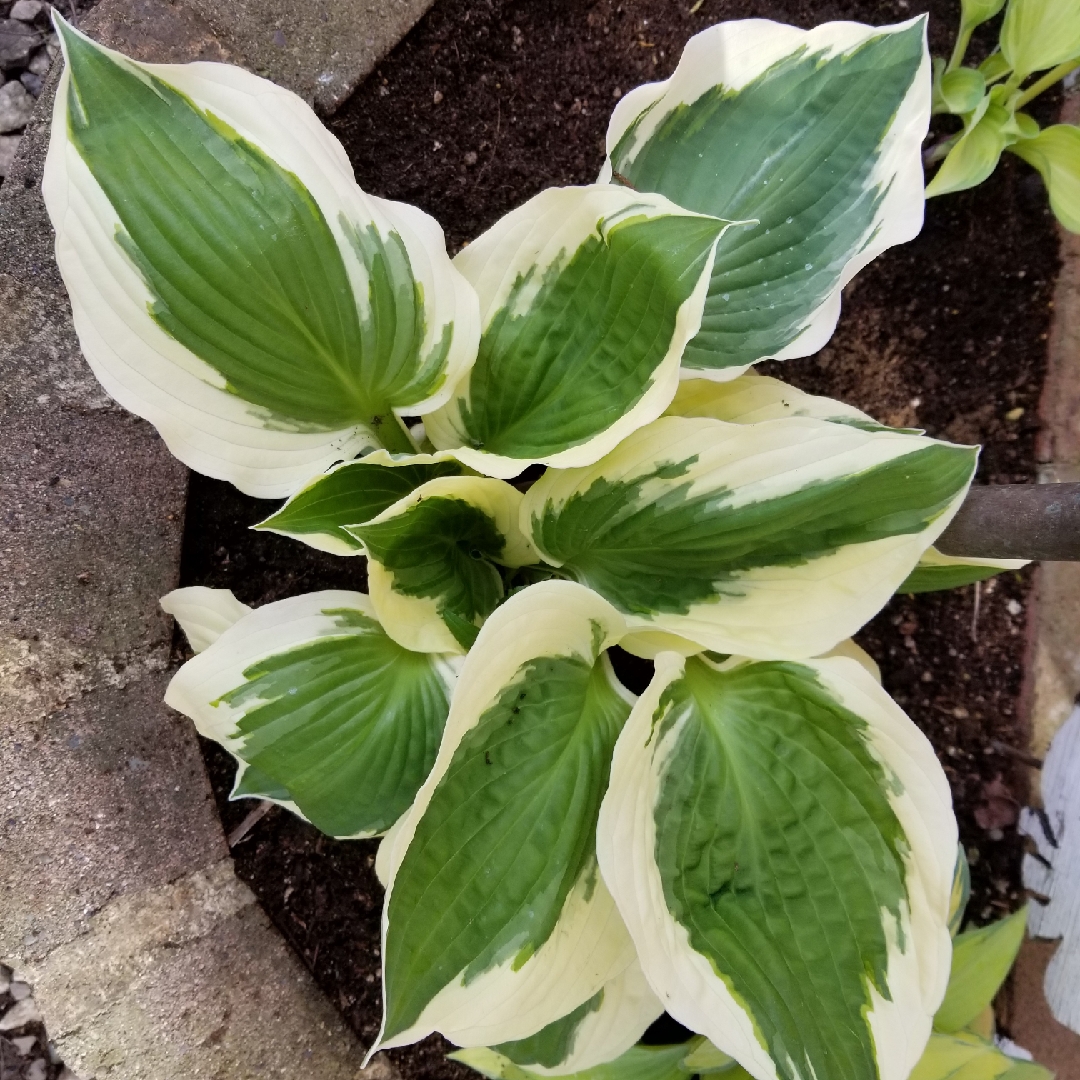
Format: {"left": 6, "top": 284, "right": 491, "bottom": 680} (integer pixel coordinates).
{"left": 255, "top": 450, "right": 466, "bottom": 556}
{"left": 926, "top": 105, "right": 1009, "bottom": 198}
{"left": 425, "top": 185, "right": 729, "bottom": 478}
{"left": 948, "top": 846, "right": 972, "bottom": 938}
{"left": 1011, "top": 124, "right": 1080, "bottom": 234}
{"left": 910, "top": 1032, "right": 1050, "bottom": 1080}
{"left": 598, "top": 652, "right": 957, "bottom": 1080}
{"left": 523, "top": 415, "right": 977, "bottom": 659}
{"left": 492, "top": 959, "right": 663, "bottom": 1076}
{"left": 160, "top": 586, "right": 252, "bottom": 654}
{"left": 348, "top": 475, "right": 538, "bottom": 653}
{"left": 373, "top": 581, "right": 637, "bottom": 1053}
{"left": 897, "top": 548, "right": 1027, "bottom": 594}
{"left": 665, "top": 374, "right": 884, "bottom": 429}
{"left": 601, "top": 18, "right": 930, "bottom": 374}
{"left": 1001, "top": 0, "right": 1080, "bottom": 79}
{"left": 44, "top": 19, "right": 480, "bottom": 498}
{"left": 451, "top": 1042, "right": 694, "bottom": 1080}
{"left": 164, "top": 590, "right": 458, "bottom": 838}
{"left": 934, "top": 907, "right": 1028, "bottom": 1033}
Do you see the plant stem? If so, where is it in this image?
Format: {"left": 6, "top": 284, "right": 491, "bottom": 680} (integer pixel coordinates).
{"left": 376, "top": 412, "right": 418, "bottom": 454}
{"left": 947, "top": 23, "right": 974, "bottom": 73}
{"left": 1015, "top": 57, "right": 1080, "bottom": 109}
{"left": 924, "top": 133, "right": 961, "bottom": 167}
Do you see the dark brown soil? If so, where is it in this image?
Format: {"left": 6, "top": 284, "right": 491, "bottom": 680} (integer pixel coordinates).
{"left": 181, "top": 0, "right": 1061, "bottom": 1071}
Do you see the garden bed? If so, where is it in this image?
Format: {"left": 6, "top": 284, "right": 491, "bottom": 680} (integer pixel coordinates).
{"left": 180, "top": 0, "right": 1062, "bottom": 1073}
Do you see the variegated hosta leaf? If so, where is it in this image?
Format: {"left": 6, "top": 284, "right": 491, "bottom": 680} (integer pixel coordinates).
{"left": 665, "top": 374, "right": 888, "bottom": 430}
{"left": 347, "top": 476, "right": 538, "bottom": 653}
{"left": 897, "top": 548, "right": 1027, "bottom": 595}
{"left": 601, "top": 18, "right": 930, "bottom": 375}
{"left": 44, "top": 19, "right": 479, "bottom": 499}
{"left": 255, "top": 452, "right": 466, "bottom": 556}
{"left": 424, "top": 185, "right": 730, "bottom": 478}
{"left": 597, "top": 652, "right": 957, "bottom": 1080}
{"left": 492, "top": 959, "right": 663, "bottom": 1076}
{"left": 934, "top": 906, "right": 1028, "bottom": 1034}
{"left": 522, "top": 415, "right": 978, "bottom": 660}
{"left": 910, "top": 1032, "right": 1051, "bottom": 1080}
{"left": 160, "top": 586, "right": 252, "bottom": 654}
{"left": 948, "top": 846, "right": 972, "bottom": 937}
{"left": 451, "top": 1042, "right": 694, "bottom": 1080}
{"left": 164, "top": 590, "right": 457, "bottom": 837}
{"left": 372, "top": 581, "right": 637, "bottom": 1053}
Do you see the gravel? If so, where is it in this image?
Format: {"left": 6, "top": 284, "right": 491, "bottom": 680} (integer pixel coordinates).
{"left": 0, "top": 964, "right": 79, "bottom": 1080}
{"left": 0, "top": 78, "right": 32, "bottom": 131}
{"left": 0, "top": 0, "right": 59, "bottom": 180}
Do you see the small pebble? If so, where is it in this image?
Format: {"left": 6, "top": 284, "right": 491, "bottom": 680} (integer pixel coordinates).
{"left": 432, "top": 89, "right": 443, "bottom": 104}
{"left": 10, "top": 0, "right": 44, "bottom": 21}
{"left": 0, "top": 997, "right": 43, "bottom": 1031}
{"left": 28, "top": 46, "right": 50, "bottom": 75}
{"left": 0, "top": 134, "right": 21, "bottom": 177}
{"left": 0, "top": 80, "right": 33, "bottom": 132}
{"left": 1005, "top": 406, "right": 1024, "bottom": 421}
{"left": 463, "top": 150, "right": 477, "bottom": 166}
{"left": 9, "top": 981, "right": 30, "bottom": 1001}
{"left": 20, "top": 70, "right": 41, "bottom": 97}
{"left": 11, "top": 1033, "right": 36, "bottom": 1055}
{"left": 1006, "top": 598, "right": 1022, "bottom": 616}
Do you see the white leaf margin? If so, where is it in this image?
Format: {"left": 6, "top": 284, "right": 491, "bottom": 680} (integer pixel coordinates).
{"left": 164, "top": 589, "right": 461, "bottom": 839}
{"left": 522, "top": 415, "right": 977, "bottom": 660}
{"left": 44, "top": 20, "right": 480, "bottom": 499}
{"left": 665, "top": 373, "right": 880, "bottom": 427}
{"left": 160, "top": 585, "right": 252, "bottom": 654}
{"left": 425, "top": 185, "right": 736, "bottom": 479}
{"left": 596, "top": 651, "right": 956, "bottom": 1080}
{"left": 371, "top": 581, "right": 639, "bottom": 1056}
{"left": 598, "top": 17, "right": 932, "bottom": 376}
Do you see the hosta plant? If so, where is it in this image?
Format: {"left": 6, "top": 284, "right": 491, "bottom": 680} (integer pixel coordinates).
{"left": 446, "top": 865, "right": 1047, "bottom": 1080}
{"left": 44, "top": 13, "right": 1026, "bottom": 1080}
{"left": 926, "top": 0, "right": 1080, "bottom": 230}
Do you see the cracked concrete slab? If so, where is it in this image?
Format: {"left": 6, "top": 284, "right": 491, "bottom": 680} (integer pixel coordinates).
{"left": 181, "top": 0, "right": 437, "bottom": 112}
{"left": 0, "top": 0, "right": 431, "bottom": 1075}
{"left": 22, "top": 860, "right": 365, "bottom": 1080}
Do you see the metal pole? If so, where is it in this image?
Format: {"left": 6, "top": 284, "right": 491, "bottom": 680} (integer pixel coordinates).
{"left": 937, "top": 483, "right": 1080, "bottom": 562}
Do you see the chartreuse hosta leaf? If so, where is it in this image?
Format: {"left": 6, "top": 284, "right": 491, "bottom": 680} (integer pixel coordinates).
{"left": 255, "top": 450, "right": 466, "bottom": 556}
{"left": 164, "top": 590, "right": 458, "bottom": 838}
{"left": 347, "top": 476, "right": 538, "bottom": 653}
{"left": 43, "top": 19, "right": 479, "bottom": 499}
{"left": 910, "top": 1032, "right": 1050, "bottom": 1080}
{"left": 1001, "top": 0, "right": 1080, "bottom": 80}
{"left": 898, "top": 548, "right": 1027, "bottom": 595}
{"left": 523, "top": 415, "right": 978, "bottom": 660}
{"left": 934, "top": 906, "right": 1028, "bottom": 1034}
{"left": 451, "top": 1041, "right": 693, "bottom": 1080}
{"left": 372, "top": 582, "right": 637, "bottom": 1053}
{"left": 490, "top": 959, "right": 662, "bottom": 1076}
{"left": 601, "top": 18, "right": 930, "bottom": 375}
{"left": 598, "top": 652, "right": 957, "bottom": 1080}
{"left": 1011, "top": 126, "right": 1080, "bottom": 234}
{"left": 424, "top": 186, "right": 731, "bottom": 478}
